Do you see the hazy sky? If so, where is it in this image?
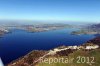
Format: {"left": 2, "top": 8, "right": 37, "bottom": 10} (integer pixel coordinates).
{"left": 0, "top": 0, "right": 100, "bottom": 23}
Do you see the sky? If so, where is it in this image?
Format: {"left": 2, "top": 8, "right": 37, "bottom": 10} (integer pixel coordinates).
{"left": 0, "top": 0, "right": 100, "bottom": 23}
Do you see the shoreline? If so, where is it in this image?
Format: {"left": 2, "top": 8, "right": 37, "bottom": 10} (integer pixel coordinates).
{"left": 7, "top": 37, "right": 100, "bottom": 66}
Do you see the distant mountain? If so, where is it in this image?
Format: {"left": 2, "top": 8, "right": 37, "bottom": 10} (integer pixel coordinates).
{"left": 71, "top": 23, "right": 100, "bottom": 35}
{"left": 87, "top": 23, "right": 100, "bottom": 32}
{"left": 89, "top": 23, "right": 100, "bottom": 28}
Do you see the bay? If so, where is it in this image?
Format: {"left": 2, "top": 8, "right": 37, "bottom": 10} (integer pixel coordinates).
{"left": 0, "top": 28, "right": 95, "bottom": 64}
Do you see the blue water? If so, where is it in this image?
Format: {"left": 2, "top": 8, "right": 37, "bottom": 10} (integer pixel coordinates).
{"left": 0, "top": 28, "right": 95, "bottom": 64}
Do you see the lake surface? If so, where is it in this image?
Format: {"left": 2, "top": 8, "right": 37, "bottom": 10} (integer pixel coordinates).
{"left": 0, "top": 28, "right": 95, "bottom": 64}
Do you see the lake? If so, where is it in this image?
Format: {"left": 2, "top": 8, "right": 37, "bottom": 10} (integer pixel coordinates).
{"left": 0, "top": 28, "right": 95, "bottom": 64}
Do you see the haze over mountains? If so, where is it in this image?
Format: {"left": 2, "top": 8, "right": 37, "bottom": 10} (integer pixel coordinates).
{"left": 0, "top": 20, "right": 97, "bottom": 25}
